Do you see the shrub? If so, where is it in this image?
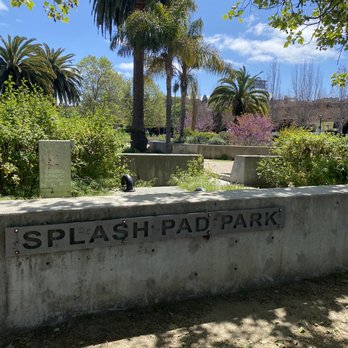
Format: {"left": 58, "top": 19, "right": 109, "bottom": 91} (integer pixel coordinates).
{"left": 257, "top": 128, "right": 348, "bottom": 187}
{"left": 0, "top": 82, "right": 57, "bottom": 197}
{"left": 169, "top": 157, "right": 245, "bottom": 192}
{"left": 228, "top": 114, "right": 273, "bottom": 146}
{"left": 175, "top": 129, "right": 219, "bottom": 144}
{"left": 56, "top": 110, "right": 130, "bottom": 192}
{"left": 0, "top": 82, "right": 130, "bottom": 198}
{"left": 207, "top": 136, "right": 227, "bottom": 145}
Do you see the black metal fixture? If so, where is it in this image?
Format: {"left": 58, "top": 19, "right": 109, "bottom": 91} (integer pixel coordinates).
{"left": 121, "top": 174, "right": 135, "bottom": 192}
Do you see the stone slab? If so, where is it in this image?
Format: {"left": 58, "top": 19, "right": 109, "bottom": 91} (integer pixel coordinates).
{"left": 39, "top": 140, "right": 72, "bottom": 198}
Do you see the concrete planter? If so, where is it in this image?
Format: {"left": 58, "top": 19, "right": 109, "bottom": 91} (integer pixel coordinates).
{"left": 149, "top": 141, "right": 271, "bottom": 160}
{"left": 121, "top": 153, "right": 202, "bottom": 186}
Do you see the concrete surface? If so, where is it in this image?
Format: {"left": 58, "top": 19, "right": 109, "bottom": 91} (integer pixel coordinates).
{"left": 39, "top": 140, "right": 72, "bottom": 198}
{"left": 1, "top": 186, "right": 348, "bottom": 332}
{"left": 231, "top": 155, "right": 276, "bottom": 187}
{"left": 204, "top": 159, "right": 234, "bottom": 181}
{"left": 121, "top": 153, "right": 201, "bottom": 186}
{"left": 149, "top": 141, "right": 271, "bottom": 160}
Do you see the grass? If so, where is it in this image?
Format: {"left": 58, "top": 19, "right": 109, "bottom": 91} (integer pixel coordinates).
{"left": 169, "top": 158, "right": 246, "bottom": 192}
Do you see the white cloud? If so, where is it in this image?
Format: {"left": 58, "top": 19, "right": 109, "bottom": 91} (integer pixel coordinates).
{"left": 116, "top": 62, "right": 133, "bottom": 72}
{"left": 245, "top": 15, "right": 256, "bottom": 26}
{"left": 16, "top": 18, "right": 23, "bottom": 23}
{"left": 206, "top": 23, "right": 338, "bottom": 64}
{"left": 224, "top": 59, "right": 243, "bottom": 68}
{"left": 0, "top": 0, "right": 8, "bottom": 11}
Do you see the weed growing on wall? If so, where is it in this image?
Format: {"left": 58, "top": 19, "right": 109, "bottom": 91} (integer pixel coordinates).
{"left": 169, "top": 157, "right": 245, "bottom": 192}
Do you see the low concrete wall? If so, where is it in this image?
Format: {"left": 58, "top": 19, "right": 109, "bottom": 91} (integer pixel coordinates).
{"left": 231, "top": 155, "right": 276, "bottom": 187}
{"left": 121, "top": 153, "right": 201, "bottom": 186}
{"left": 149, "top": 141, "right": 271, "bottom": 160}
{"left": 1, "top": 186, "right": 348, "bottom": 333}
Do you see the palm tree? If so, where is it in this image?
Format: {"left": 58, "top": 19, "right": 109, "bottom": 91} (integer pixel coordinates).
{"left": 91, "top": 0, "right": 169, "bottom": 152}
{"left": 208, "top": 66, "right": 270, "bottom": 117}
{"left": 188, "top": 75, "right": 198, "bottom": 130}
{"left": 175, "top": 20, "right": 225, "bottom": 140}
{"left": 146, "top": 0, "right": 196, "bottom": 152}
{"left": 0, "top": 35, "right": 54, "bottom": 94}
{"left": 40, "top": 44, "right": 81, "bottom": 105}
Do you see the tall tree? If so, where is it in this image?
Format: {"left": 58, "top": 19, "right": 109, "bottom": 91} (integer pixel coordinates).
{"left": 291, "top": 62, "right": 323, "bottom": 126}
{"left": 336, "top": 66, "right": 348, "bottom": 133}
{"left": 176, "top": 20, "right": 225, "bottom": 140}
{"left": 146, "top": 0, "right": 196, "bottom": 152}
{"left": 91, "top": 0, "right": 169, "bottom": 152}
{"left": 0, "top": 35, "right": 54, "bottom": 94}
{"left": 77, "top": 55, "right": 131, "bottom": 119}
{"left": 208, "top": 66, "right": 270, "bottom": 117}
{"left": 41, "top": 44, "right": 81, "bottom": 105}
{"left": 189, "top": 76, "right": 198, "bottom": 130}
{"left": 267, "top": 59, "right": 281, "bottom": 124}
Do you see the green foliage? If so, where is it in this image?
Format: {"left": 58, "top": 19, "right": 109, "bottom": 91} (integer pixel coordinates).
{"left": 226, "top": 0, "right": 348, "bottom": 87}
{"left": 0, "top": 82, "right": 57, "bottom": 196}
{"left": 169, "top": 157, "right": 245, "bottom": 192}
{"left": 257, "top": 128, "right": 348, "bottom": 187}
{"left": 0, "top": 81, "right": 129, "bottom": 198}
{"left": 176, "top": 129, "right": 219, "bottom": 144}
{"left": 56, "top": 111, "right": 130, "bottom": 191}
{"left": 207, "top": 135, "right": 227, "bottom": 145}
{"left": 208, "top": 66, "right": 269, "bottom": 116}
{"left": 11, "top": 0, "right": 79, "bottom": 22}
{"left": 77, "top": 55, "right": 132, "bottom": 124}
{"left": 77, "top": 55, "right": 165, "bottom": 128}
{"left": 0, "top": 35, "right": 81, "bottom": 104}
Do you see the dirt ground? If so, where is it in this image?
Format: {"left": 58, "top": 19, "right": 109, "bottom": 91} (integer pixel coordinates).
{"left": 2, "top": 272, "right": 348, "bottom": 348}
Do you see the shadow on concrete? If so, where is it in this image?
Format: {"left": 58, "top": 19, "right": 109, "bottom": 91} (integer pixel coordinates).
{"left": 2, "top": 272, "right": 348, "bottom": 348}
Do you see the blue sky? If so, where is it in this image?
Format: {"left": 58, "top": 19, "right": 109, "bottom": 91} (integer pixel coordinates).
{"left": 0, "top": 0, "right": 346, "bottom": 98}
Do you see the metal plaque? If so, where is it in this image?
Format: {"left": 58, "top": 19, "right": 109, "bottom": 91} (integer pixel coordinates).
{"left": 5, "top": 207, "right": 284, "bottom": 257}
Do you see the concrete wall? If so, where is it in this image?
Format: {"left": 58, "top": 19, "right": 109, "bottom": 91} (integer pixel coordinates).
{"left": 231, "top": 155, "right": 277, "bottom": 187}
{"left": 1, "top": 186, "right": 348, "bottom": 332}
{"left": 149, "top": 141, "right": 271, "bottom": 160}
{"left": 121, "top": 153, "right": 201, "bottom": 186}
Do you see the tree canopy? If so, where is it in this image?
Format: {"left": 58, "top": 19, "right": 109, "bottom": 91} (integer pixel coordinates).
{"left": 10, "top": 0, "right": 78, "bottom": 22}
{"left": 226, "top": 0, "right": 348, "bottom": 86}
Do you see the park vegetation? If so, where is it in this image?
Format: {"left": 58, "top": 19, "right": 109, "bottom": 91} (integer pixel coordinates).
{"left": 257, "top": 129, "right": 348, "bottom": 187}
{"left": 3, "top": 0, "right": 348, "bottom": 196}
{"left": 0, "top": 81, "right": 129, "bottom": 198}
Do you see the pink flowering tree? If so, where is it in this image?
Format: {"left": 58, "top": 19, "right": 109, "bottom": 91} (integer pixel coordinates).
{"left": 228, "top": 114, "right": 273, "bottom": 146}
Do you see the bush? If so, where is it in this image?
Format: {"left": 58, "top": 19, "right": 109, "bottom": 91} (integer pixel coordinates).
{"left": 0, "top": 82, "right": 57, "bottom": 197}
{"left": 169, "top": 157, "right": 245, "bottom": 192}
{"left": 56, "top": 110, "right": 129, "bottom": 193}
{"left": 175, "top": 129, "right": 219, "bottom": 144}
{"left": 0, "top": 82, "right": 130, "bottom": 198}
{"left": 228, "top": 114, "right": 273, "bottom": 146}
{"left": 257, "top": 128, "right": 348, "bottom": 187}
{"left": 207, "top": 136, "right": 227, "bottom": 145}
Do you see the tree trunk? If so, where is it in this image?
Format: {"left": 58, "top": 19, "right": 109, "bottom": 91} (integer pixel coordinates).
{"left": 179, "top": 65, "right": 188, "bottom": 141}
{"left": 165, "top": 55, "right": 173, "bottom": 153}
{"left": 131, "top": 43, "right": 147, "bottom": 152}
{"left": 191, "top": 92, "right": 197, "bottom": 131}
{"left": 213, "top": 111, "right": 222, "bottom": 132}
